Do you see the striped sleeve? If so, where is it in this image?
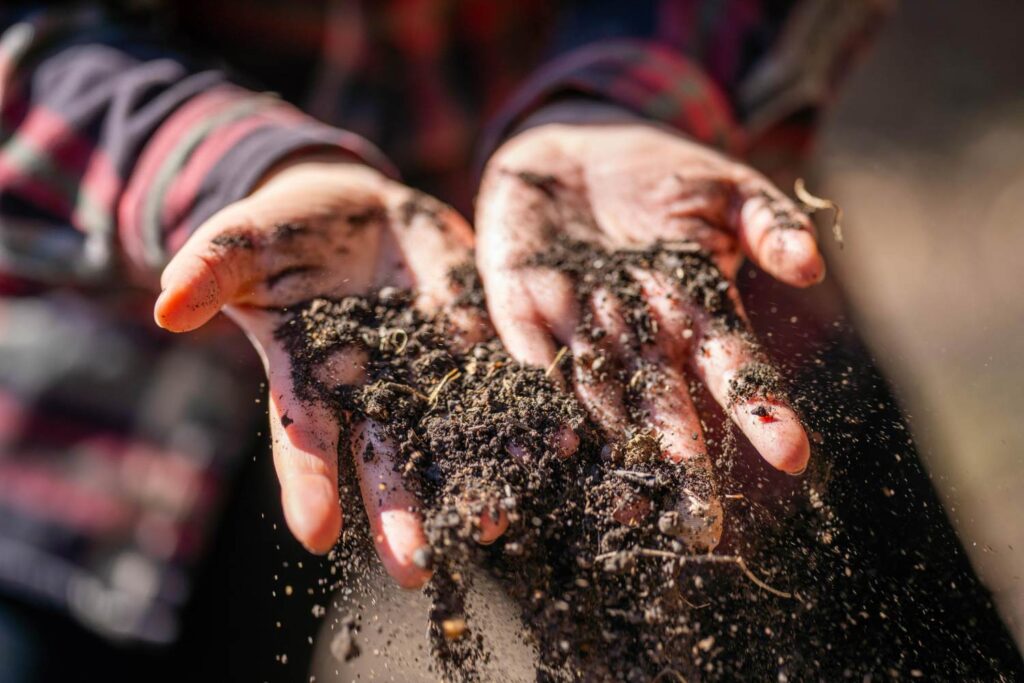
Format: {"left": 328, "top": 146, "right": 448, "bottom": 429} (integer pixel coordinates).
{"left": 480, "top": 40, "right": 745, "bottom": 167}
{"left": 0, "top": 7, "right": 393, "bottom": 283}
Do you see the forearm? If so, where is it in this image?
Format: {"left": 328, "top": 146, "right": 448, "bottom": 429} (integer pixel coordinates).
{"left": 0, "top": 6, "right": 389, "bottom": 286}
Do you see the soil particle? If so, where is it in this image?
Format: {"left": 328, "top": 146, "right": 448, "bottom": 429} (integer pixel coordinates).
{"left": 329, "top": 614, "right": 360, "bottom": 663}
{"left": 727, "top": 362, "right": 785, "bottom": 407}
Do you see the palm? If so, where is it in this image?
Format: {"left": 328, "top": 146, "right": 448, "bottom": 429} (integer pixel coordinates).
{"left": 155, "top": 162, "right": 486, "bottom": 587}
{"left": 477, "top": 118, "right": 824, "bottom": 549}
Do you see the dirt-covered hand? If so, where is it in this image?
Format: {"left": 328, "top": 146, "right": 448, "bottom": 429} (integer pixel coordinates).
{"left": 154, "top": 158, "right": 492, "bottom": 587}
{"left": 477, "top": 106, "right": 821, "bottom": 545}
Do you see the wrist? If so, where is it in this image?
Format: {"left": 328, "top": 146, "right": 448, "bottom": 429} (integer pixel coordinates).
{"left": 251, "top": 149, "right": 366, "bottom": 195}
{"left": 512, "top": 97, "right": 644, "bottom": 137}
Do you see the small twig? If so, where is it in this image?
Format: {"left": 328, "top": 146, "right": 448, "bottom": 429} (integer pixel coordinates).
{"left": 387, "top": 382, "right": 428, "bottom": 402}
{"left": 378, "top": 327, "right": 408, "bottom": 355}
{"left": 679, "top": 594, "right": 710, "bottom": 610}
{"left": 545, "top": 346, "right": 569, "bottom": 378}
{"left": 593, "top": 550, "right": 792, "bottom": 599}
{"left": 484, "top": 361, "right": 505, "bottom": 379}
{"left": 609, "top": 469, "right": 658, "bottom": 487}
{"left": 390, "top": 329, "right": 408, "bottom": 354}
{"left": 660, "top": 240, "right": 702, "bottom": 253}
{"left": 731, "top": 555, "right": 791, "bottom": 598}
{"left": 427, "top": 368, "right": 461, "bottom": 406}
{"left": 795, "top": 178, "right": 844, "bottom": 249}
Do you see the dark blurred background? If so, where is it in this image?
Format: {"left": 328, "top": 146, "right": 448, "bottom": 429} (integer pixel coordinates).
{"left": 814, "top": 0, "right": 1024, "bottom": 648}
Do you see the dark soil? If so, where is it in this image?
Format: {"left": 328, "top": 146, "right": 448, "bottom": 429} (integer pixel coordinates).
{"left": 275, "top": 244, "right": 803, "bottom": 681}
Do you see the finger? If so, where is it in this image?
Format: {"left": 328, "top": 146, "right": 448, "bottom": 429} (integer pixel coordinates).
{"left": 634, "top": 363, "right": 708, "bottom": 465}
{"left": 387, "top": 190, "right": 476, "bottom": 311}
{"left": 636, "top": 335, "right": 723, "bottom": 551}
{"left": 505, "top": 424, "right": 579, "bottom": 462}
{"left": 568, "top": 288, "right": 631, "bottom": 439}
{"left": 733, "top": 174, "right": 825, "bottom": 287}
{"left": 587, "top": 279, "right": 709, "bottom": 463}
{"left": 633, "top": 271, "right": 810, "bottom": 474}
{"left": 266, "top": 347, "right": 345, "bottom": 553}
{"left": 476, "top": 165, "right": 580, "bottom": 376}
{"left": 695, "top": 332, "right": 810, "bottom": 475}
{"left": 352, "top": 419, "right": 433, "bottom": 589}
{"left": 596, "top": 279, "right": 723, "bottom": 550}
{"left": 229, "top": 307, "right": 348, "bottom": 553}
{"left": 483, "top": 270, "right": 570, "bottom": 372}
{"left": 625, "top": 268, "right": 708, "bottom": 464}
{"left": 155, "top": 205, "right": 260, "bottom": 332}
{"left": 476, "top": 506, "right": 510, "bottom": 545}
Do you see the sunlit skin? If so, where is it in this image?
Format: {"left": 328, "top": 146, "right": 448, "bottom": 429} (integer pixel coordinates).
{"left": 155, "top": 160, "right": 490, "bottom": 588}
{"left": 477, "top": 102, "right": 820, "bottom": 485}
{"left": 155, "top": 102, "right": 823, "bottom": 588}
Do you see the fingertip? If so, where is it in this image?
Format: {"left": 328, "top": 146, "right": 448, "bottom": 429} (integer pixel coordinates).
{"left": 775, "top": 230, "right": 826, "bottom": 287}
{"left": 777, "top": 426, "right": 811, "bottom": 475}
{"left": 377, "top": 509, "right": 433, "bottom": 588}
{"left": 477, "top": 508, "right": 509, "bottom": 544}
{"left": 282, "top": 473, "right": 342, "bottom": 554}
{"left": 153, "top": 276, "right": 221, "bottom": 332}
{"left": 734, "top": 401, "right": 811, "bottom": 475}
{"left": 750, "top": 225, "right": 825, "bottom": 288}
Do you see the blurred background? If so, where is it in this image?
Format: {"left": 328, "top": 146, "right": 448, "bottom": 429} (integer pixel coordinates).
{"left": 814, "top": 0, "right": 1024, "bottom": 648}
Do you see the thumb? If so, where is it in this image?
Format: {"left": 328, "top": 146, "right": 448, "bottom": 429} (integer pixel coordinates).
{"left": 155, "top": 205, "right": 258, "bottom": 332}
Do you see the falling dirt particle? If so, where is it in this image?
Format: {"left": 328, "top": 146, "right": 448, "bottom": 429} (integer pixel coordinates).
{"left": 698, "top": 635, "right": 715, "bottom": 652}
{"left": 442, "top": 618, "right": 467, "bottom": 640}
{"left": 330, "top": 616, "right": 360, "bottom": 662}
{"left": 284, "top": 585, "right": 293, "bottom": 596}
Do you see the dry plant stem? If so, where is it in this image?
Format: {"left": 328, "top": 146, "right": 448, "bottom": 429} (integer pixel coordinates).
{"left": 593, "top": 549, "right": 792, "bottom": 599}
{"left": 545, "top": 346, "right": 569, "bottom": 378}
{"left": 427, "top": 368, "right": 462, "bottom": 406}
{"left": 795, "top": 177, "right": 844, "bottom": 248}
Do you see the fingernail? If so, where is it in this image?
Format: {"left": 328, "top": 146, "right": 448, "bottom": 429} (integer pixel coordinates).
{"left": 787, "top": 464, "right": 808, "bottom": 477}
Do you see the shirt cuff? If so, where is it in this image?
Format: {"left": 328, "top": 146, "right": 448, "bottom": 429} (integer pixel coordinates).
{"left": 479, "top": 39, "right": 745, "bottom": 165}
{"left": 118, "top": 86, "right": 396, "bottom": 271}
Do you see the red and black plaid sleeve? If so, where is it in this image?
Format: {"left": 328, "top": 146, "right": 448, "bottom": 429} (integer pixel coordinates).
{"left": 0, "top": 6, "right": 393, "bottom": 284}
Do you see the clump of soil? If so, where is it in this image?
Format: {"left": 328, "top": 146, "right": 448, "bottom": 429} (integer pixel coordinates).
{"left": 276, "top": 242, "right": 791, "bottom": 681}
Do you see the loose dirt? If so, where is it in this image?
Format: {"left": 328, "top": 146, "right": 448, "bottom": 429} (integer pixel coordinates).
{"left": 276, "top": 244, "right": 806, "bottom": 681}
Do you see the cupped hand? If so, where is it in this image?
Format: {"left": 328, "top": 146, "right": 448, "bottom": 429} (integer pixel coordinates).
{"left": 155, "top": 158, "right": 492, "bottom": 587}
{"left": 477, "top": 104, "right": 822, "bottom": 545}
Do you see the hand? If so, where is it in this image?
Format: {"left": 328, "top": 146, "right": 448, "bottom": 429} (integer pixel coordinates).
{"left": 476, "top": 103, "right": 820, "bottom": 542}
{"left": 155, "top": 158, "right": 492, "bottom": 587}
